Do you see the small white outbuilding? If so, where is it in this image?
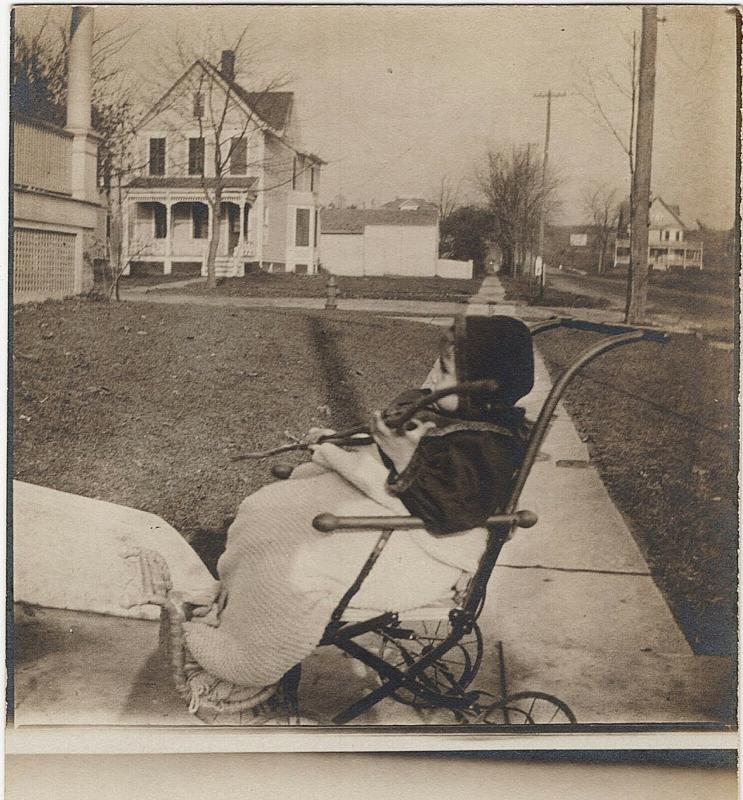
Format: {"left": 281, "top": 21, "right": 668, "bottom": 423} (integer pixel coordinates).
{"left": 320, "top": 205, "right": 474, "bottom": 278}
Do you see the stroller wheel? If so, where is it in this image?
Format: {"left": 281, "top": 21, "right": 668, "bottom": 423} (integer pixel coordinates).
{"left": 477, "top": 691, "right": 577, "bottom": 725}
{"left": 376, "top": 620, "right": 483, "bottom": 708}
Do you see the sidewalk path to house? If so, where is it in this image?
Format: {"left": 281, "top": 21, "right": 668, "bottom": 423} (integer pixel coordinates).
{"left": 10, "top": 276, "right": 734, "bottom": 733}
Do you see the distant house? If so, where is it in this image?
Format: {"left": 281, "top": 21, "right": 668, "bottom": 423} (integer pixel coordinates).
{"left": 124, "top": 50, "right": 324, "bottom": 277}
{"left": 381, "top": 197, "right": 439, "bottom": 212}
{"left": 614, "top": 197, "right": 703, "bottom": 271}
{"left": 12, "top": 8, "right": 103, "bottom": 303}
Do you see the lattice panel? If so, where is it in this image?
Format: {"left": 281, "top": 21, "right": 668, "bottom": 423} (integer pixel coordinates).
{"left": 13, "top": 120, "right": 72, "bottom": 195}
{"left": 14, "top": 228, "right": 76, "bottom": 299}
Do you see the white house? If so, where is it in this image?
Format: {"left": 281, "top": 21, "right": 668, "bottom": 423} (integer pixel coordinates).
{"left": 614, "top": 197, "right": 703, "bottom": 271}
{"left": 320, "top": 205, "right": 473, "bottom": 279}
{"left": 12, "top": 7, "right": 103, "bottom": 303}
{"left": 123, "top": 50, "right": 324, "bottom": 277}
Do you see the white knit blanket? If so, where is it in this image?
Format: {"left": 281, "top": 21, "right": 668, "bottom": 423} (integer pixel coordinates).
{"left": 184, "top": 446, "right": 486, "bottom": 687}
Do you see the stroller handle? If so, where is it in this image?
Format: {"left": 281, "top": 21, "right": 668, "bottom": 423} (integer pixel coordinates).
{"left": 312, "top": 509, "right": 538, "bottom": 533}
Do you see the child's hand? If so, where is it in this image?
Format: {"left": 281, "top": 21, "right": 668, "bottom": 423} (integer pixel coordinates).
{"left": 306, "top": 427, "right": 336, "bottom": 446}
{"left": 370, "top": 411, "right": 435, "bottom": 474}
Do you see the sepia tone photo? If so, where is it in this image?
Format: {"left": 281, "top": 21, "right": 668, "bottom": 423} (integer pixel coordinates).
{"left": 8, "top": 4, "right": 738, "bottom": 736}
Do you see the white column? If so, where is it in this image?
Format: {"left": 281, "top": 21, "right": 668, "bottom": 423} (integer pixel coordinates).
{"left": 204, "top": 203, "right": 212, "bottom": 276}
{"left": 121, "top": 200, "right": 131, "bottom": 276}
{"left": 238, "top": 200, "right": 246, "bottom": 249}
{"left": 66, "top": 7, "right": 100, "bottom": 203}
{"left": 164, "top": 200, "right": 172, "bottom": 274}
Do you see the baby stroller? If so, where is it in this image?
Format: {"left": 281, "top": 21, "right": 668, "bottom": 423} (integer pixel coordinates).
{"left": 157, "top": 317, "right": 667, "bottom": 726}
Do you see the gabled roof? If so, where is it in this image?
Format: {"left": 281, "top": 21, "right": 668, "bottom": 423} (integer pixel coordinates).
{"left": 617, "top": 196, "right": 690, "bottom": 230}
{"left": 652, "top": 196, "right": 688, "bottom": 229}
{"left": 321, "top": 207, "right": 439, "bottom": 234}
{"left": 138, "top": 59, "right": 292, "bottom": 137}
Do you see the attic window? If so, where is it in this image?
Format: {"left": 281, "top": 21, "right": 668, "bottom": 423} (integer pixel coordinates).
{"left": 193, "top": 93, "right": 204, "bottom": 119}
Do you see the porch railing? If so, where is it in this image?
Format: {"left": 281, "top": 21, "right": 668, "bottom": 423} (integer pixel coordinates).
{"left": 13, "top": 116, "right": 73, "bottom": 196}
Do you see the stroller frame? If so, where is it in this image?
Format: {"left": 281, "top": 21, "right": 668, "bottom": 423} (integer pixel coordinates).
{"left": 276, "top": 316, "right": 668, "bottom": 726}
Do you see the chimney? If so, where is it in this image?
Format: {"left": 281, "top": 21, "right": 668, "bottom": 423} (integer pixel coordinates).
{"left": 221, "top": 50, "right": 235, "bottom": 81}
{"left": 66, "top": 6, "right": 100, "bottom": 203}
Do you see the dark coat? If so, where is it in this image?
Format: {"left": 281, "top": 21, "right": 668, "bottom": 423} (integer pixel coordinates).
{"left": 379, "top": 389, "right": 529, "bottom": 535}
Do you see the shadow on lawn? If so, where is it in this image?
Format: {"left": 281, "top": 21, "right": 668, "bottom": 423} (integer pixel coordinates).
{"left": 306, "top": 315, "right": 366, "bottom": 424}
{"left": 189, "top": 315, "right": 367, "bottom": 577}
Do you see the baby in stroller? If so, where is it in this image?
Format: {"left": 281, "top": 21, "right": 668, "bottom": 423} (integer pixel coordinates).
{"left": 174, "top": 315, "right": 535, "bottom": 715}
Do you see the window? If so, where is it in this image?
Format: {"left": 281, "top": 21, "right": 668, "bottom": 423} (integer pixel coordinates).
{"left": 310, "top": 166, "right": 315, "bottom": 192}
{"left": 188, "top": 138, "right": 205, "bottom": 175}
{"left": 153, "top": 204, "right": 167, "bottom": 239}
{"left": 243, "top": 205, "right": 250, "bottom": 238}
{"left": 313, "top": 208, "right": 318, "bottom": 247}
{"left": 192, "top": 205, "right": 209, "bottom": 239}
{"left": 149, "top": 138, "right": 166, "bottom": 176}
{"left": 663, "top": 230, "right": 670, "bottom": 241}
{"left": 295, "top": 208, "right": 310, "bottom": 247}
{"left": 193, "top": 93, "right": 204, "bottom": 118}
{"left": 230, "top": 137, "right": 247, "bottom": 175}
{"left": 570, "top": 233, "right": 588, "bottom": 247}
{"left": 295, "top": 264, "right": 308, "bottom": 275}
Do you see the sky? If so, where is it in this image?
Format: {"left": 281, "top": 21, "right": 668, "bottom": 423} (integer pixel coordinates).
{"left": 15, "top": 4, "right": 739, "bottom": 228}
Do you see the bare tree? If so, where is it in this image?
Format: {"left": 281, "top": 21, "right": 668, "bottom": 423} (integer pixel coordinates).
{"left": 576, "top": 29, "right": 642, "bottom": 305}
{"left": 145, "top": 28, "right": 291, "bottom": 288}
{"left": 431, "top": 174, "right": 461, "bottom": 257}
{"left": 478, "top": 144, "right": 561, "bottom": 277}
{"left": 433, "top": 175, "right": 461, "bottom": 221}
{"left": 582, "top": 183, "right": 620, "bottom": 274}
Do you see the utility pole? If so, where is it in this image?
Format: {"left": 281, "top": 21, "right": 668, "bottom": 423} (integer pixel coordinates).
{"left": 626, "top": 6, "right": 658, "bottom": 323}
{"left": 534, "top": 90, "right": 566, "bottom": 295}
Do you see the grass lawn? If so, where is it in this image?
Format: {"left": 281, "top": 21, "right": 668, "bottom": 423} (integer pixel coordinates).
{"left": 537, "top": 329, "right": 737, "bottom": 656}
{"left": 501, "top": 276, "right": 612, "bottom": 309}
{"left": 149, "top": 272, "right": 482, "bottom": 303}
{"left": 594, "top": 267, "right": 736, "bottom": 297}
{"left": 12, "top": 300, "right": 737, "bottom": 656}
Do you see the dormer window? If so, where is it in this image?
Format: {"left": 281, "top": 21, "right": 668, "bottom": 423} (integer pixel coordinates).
{"left": 149, "top": 138, "right": 165, "bottom": 176}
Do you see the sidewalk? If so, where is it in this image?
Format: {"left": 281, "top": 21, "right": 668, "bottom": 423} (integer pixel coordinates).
{"left": 11, "top": 274, "right": 733, "bottom": 729}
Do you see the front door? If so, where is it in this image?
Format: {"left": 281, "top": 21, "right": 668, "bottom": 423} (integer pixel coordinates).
{"left": 227, "top": 205, "right": 240, "bottom": 255}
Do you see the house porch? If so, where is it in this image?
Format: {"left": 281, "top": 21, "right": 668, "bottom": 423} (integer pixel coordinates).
{"left": 123, "top": 191, "right": 257, "bottom": 277}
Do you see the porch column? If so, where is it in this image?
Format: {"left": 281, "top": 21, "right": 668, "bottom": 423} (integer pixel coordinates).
{"left": 121, "top": 200, "right": 131, "bottom": 276}
{"left": 238, "top": 200, "right": 246, "bottom": 249}
{"left": 205, "top": 203, "right": 212, "bottom": 276}
{"left": 164, "top": 199, "right": 173, "bottom": 274}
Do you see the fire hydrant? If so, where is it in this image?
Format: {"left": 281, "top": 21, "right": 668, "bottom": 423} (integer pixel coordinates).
{"left": 325, "top": 274, "right": 338, "bottom": 310}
